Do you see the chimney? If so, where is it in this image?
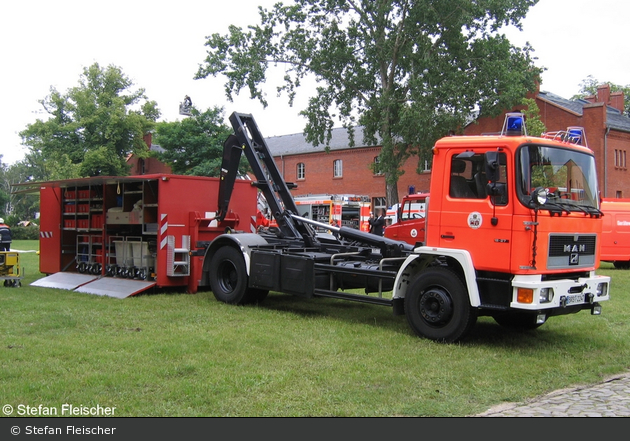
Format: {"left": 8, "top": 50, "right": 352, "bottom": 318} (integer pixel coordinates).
{"left": 143, "top": 132, "right": 153, "bottom": 148}
{"left": 610, "top": 91, "right": 625, "bottom": 113}
{"left": 597, "top": 84, "right": 611, "bottom": 105}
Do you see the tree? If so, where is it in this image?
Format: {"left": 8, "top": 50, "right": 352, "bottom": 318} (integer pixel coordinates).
{"left": 196, "top": 0, "right": 541, "bottom": 205}
{"left": 572, "top": 75, "right": 630, "bottom": 116}
{"left": 20, "top": 63, "right": 160, "bottom": 179}
{"left": 0, "top": 158, "right": 40, "bottom": 221}
{"left": 521, "top": 97, "right": 546, "bottom": 137}
{"left": 154, "top": 106, "right": 249, "bottom": 177}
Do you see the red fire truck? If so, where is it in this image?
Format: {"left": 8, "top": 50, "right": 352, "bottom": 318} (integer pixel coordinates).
{"left": 295, "top": 194, "right": 371, "bottom": 232}
{"left": 26, "top": 112, "right": 611, "bottom": 342}
{"left": 600, "top": 198, "right": 630, "bottom": 269}
{"left": 383, "top": 193, "right": 428, "bottom": 245}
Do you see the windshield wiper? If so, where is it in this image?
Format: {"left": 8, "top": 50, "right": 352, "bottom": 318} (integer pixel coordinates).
{"left": 541, "top": 199, "right": 602, "bottom": 217}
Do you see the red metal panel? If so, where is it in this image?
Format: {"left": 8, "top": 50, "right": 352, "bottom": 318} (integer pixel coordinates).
{"left": 153, "top": 176, "right": 258, "bottom": 290}
{"left": 39, "top": 186, "right": 62, "bottom": 274}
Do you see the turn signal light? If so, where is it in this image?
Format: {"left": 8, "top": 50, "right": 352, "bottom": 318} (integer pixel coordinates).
{"left": 517, "top": 288, "right": 534, "bottom": 304}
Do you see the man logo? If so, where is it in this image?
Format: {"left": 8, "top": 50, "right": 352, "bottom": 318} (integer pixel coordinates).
{"left": 570, "top": 253, "right": 579, "bottom": 265}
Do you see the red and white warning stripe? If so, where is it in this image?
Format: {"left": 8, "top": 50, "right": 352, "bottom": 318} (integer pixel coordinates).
{"left": 160, "top": 213, "right": 168, "bottom": 249}
{"left": 251, "top": 215, "right": 257, "bottom": 233}
{"left": 40, "top": 231, "right": 54, "bottom": 239}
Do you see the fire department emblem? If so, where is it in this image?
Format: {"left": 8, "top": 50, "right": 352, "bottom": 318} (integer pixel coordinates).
{"left": 467, "top": 212, "right": 482, "bottom": 229}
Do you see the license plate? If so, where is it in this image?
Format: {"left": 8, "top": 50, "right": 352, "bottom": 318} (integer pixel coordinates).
{"left": 566, "top": 293, "right": 585, "bottom": 305}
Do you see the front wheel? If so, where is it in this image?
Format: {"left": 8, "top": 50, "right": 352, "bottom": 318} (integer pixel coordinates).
{"left": 404, "top": 267, "right": 476, "bottom": 343}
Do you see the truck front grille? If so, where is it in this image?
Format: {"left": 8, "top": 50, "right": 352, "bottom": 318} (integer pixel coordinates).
{"left": 547, "top": 234, "right": 596, "bottom": 269}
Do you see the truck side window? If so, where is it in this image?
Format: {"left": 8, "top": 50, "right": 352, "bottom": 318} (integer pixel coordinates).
{"left": 450, "top": 154, "right": 508, "bottom": 203}
{"left": 450, "top": 159, "right": 476, "bottom": 198}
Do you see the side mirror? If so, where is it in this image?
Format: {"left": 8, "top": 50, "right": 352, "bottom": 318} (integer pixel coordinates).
{"left": 484, "top": 151, "right": 500, "bottom": 183}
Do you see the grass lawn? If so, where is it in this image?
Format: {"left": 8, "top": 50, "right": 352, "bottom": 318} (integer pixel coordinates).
{"left": 1, "top": 240, "right": 629, "bottom": 417}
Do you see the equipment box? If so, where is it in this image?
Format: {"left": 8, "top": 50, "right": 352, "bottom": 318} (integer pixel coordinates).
{"left": 106, "top": 211, "right": 143, "bottom": 224}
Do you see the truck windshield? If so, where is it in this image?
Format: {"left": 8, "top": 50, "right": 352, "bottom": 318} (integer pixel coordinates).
{"left": 517, "top": 144, "right": 600, "bottom": 211}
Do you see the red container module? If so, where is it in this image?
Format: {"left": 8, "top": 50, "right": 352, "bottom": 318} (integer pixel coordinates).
{"left": 37, "top": 174, "right": 258, "bottom": 297}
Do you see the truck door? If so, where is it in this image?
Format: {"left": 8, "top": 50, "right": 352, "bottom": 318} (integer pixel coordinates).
{"left": 438, "top": 152, "right": 513, "bottom": 272}
{"left": 384, "top": 196, "right": 426, "bottom": 244}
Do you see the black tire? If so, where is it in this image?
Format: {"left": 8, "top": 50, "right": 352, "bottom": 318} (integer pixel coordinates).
{"left": 613, "top": 260, "right": 630, "bottom": 270}
{"left": 209, "top": 246, "right": 252, "bottom": 305}
{"left": 493, "top": 312, "right": 543, "bottom": 330}
{"left": 404, "top": 267, "right": 477, "bottom": 343}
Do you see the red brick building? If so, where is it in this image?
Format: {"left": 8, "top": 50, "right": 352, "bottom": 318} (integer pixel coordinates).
{"left": 126, "top": 132, "right": 172, "bottom": 175}
{"left": 267, "top": 84, "right": 630, "bottom": 209}
{"left": 266, "top": 126, "right": 432, "bottom": 212}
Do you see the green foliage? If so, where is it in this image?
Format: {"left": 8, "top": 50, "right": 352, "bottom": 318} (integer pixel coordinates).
{"left": 19, "top": 63, "right": 160, "bottom": 180}
{"left": 1, "top": 159, "right": 40, "bottom": 221}
{"left": 196, "top": 0, "right": 542, "bottom": 204}
{"left": 572, "top": 75, "right": 630, "bottom": 116}
{"left": 154, "top": 107, "right": 249, "bottom": 177}
{"left": 10, "top": 224, "right": 40, "bottom": 240}
{"left": 521, "top": 97, "right": 546, "bottom": 137}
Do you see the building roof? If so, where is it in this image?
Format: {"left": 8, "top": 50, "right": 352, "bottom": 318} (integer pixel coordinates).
{"left": 538, "top": 91, "right": 630, "bottom": 132}
{"left": 266, "top": 91, "right": 630, "bottom": 155}
{"left": 266, "top": 126, "right": 374, "bottom": 156}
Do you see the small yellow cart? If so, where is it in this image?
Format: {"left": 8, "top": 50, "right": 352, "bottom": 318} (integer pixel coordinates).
{"left": 0, "top": 251, "right": 23, "bottom": 287}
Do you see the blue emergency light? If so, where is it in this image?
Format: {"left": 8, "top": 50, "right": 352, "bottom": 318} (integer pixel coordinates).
{"left": 501, "top": 112, "right": 527, "bottom": 136}
{"left": 507, "top": 115, "right": 523, "bottom": 132}
{"left": 568, "top": 128, "right": 583, "bottom": 145}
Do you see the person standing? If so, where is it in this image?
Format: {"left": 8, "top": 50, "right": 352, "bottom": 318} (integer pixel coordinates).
{"left": 369, "top": 209, "right": 385, "bottom": 236}
{"left": 0, "top": 218, "right": 11, "bottom": 251}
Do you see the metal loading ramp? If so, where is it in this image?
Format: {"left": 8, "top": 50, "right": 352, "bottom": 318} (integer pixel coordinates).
{"left": 31, "top": 273, "right": 156, "bottom": 298}
{"left": 31, "top": 272, "right": 99, "bottom": 290}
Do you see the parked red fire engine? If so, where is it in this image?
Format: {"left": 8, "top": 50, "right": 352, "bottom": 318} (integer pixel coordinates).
{"left": 600, "top": 198, "right": 630, "bottom": 269}
{"left": 27, "top": 112, "right": 610, "bottom": 342}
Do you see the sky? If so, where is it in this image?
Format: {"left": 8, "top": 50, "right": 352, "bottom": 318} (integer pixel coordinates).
{"left": 2, "top": 0, "right": 629, "bottom": 166}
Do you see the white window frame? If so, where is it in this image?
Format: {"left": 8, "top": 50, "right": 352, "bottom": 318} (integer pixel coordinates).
{"left": 333, "top": 159, "right": 343, "bottom": 178}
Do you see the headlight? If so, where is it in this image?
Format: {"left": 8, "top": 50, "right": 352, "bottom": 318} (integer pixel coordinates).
{"left": 596, "top": 283, "right": 608, "bottom": 297}
{"left": 540, "top": 287, "right": 554, "bottom": 303}
{"left": 529, "top": 187, "right": 547, "bottom": 208}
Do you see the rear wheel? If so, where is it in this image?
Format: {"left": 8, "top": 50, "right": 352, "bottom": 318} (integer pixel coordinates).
{"left": 209, "top": 246, "right": 267, "bottom": 305}
{"left": 613, "top": 260, "right": 630, "bottom": 270}
{"left": 404, "top": 267, "right": 476, "bottom": 343}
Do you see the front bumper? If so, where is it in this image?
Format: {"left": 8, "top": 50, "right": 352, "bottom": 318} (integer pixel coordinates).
{"left": 510, "top": 272, "right": 610, "bottom": 311}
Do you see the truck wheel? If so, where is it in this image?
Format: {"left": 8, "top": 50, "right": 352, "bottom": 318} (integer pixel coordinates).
{"left": 404, "top": 267, "right": 477, "bottom": 343}
{"left": 209, "top": 246, "right": 252, "bottom": 305}
{"left": 613, "top": 260, "right": 630, "bottom": 270}
{"left": 492, "top": 312, "right": 543, "bottom": 330}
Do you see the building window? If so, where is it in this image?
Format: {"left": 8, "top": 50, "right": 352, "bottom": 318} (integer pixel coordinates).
{"left": 297, "top": 162, "right": 305, "bottom": 180}
{"left": 424, "top": 159, "right": 432, "bottom": 172}
{"left": 615, "top": 149, "right": 627, "bottom": 168}
{"left": 372, "top": 197, "right": 386, "bottom": 214}
{"left": 333, "top": 159, "right": 343, "bottom": 178}
{"left": 373, "top": 156, "right": 383, "bottom": 175}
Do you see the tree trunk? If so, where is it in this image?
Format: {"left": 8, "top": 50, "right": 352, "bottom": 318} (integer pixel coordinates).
{"left": 386, "top": 175, "right": 399, "bottom": 207}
